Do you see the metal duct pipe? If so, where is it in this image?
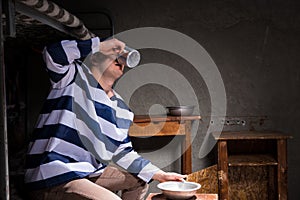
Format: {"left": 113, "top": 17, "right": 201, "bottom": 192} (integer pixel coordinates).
{"left": 17, "top": 0, "right": 95, "bottom": 40}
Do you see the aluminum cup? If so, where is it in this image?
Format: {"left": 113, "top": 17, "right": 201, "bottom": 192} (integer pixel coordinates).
{"left": 117, "top": 46, "right": 141, "bottom": 68}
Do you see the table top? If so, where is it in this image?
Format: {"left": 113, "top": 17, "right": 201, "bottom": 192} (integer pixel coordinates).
{"left": 212, "top": 131, "right": 292, "bottom": 140}
{"left": 133, "top": 115, "right": 201, "bottom": 123}
{"left": 146, "top": 193, "right": 218, "bottom": 200}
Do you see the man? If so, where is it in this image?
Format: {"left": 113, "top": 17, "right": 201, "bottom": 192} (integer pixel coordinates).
{"left": 25, "top": 37, "right": 186, "bottom": 200}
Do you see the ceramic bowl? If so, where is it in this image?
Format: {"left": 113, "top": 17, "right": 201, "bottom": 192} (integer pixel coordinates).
{"left": 157, "top": 181, "right": 201, "bottom": 199}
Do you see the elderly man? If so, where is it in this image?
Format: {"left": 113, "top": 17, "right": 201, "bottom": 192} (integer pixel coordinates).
{"left": 24, "top": 37, "right": 186, "bottom": 200}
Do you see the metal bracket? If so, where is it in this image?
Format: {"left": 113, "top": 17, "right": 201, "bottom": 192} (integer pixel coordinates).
{"left": 3, "top": 0, "right": 16, "bottom": 38}
{"left": 15, "top": 1, "right": 77, "bottom": 38}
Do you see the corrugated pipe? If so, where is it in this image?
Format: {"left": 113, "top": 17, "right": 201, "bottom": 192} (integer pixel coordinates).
{"left": 18, "top": 0, "right": 95, "bottom": 40}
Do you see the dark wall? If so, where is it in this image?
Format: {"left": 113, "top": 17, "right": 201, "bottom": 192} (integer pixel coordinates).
{"left": 8, "top": 0, "right": 300, "bottom": 199}
{"left": 63, "top": 0, "right": 299, "bottom": 198}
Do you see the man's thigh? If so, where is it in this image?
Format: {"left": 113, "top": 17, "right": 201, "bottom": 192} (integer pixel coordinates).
{"left": 92, "top": 166, "right": 145, "bottom": 191}
{"left": 29, "top": 178, "right": 121, "bottom": 200}
{"left": 62, "top": 178, "right": 121, "bottom": 200}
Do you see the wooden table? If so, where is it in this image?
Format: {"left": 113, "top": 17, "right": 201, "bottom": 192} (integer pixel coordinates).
{"left": 129, "top": 115, "right": 201, "bottom": 175}
{"left": 212, "top": 131, "right": 292, "bottom": 200}
{"left": 146, "top": 193, "right": 218, "bottom": 200}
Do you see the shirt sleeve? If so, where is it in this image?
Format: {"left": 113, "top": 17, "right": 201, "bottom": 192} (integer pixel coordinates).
{"left": 42, "top": 37, "right": 100, "bottom": 88}
{"left": 112, "top": 140, "right": 160, "bottom": 183}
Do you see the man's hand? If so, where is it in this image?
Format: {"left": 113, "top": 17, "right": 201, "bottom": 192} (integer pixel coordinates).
{"left": 99, "top": 38, "right": 125, "bottom": 56}
{"left": 152, "top": 170, "right": 187, "bottom": 183}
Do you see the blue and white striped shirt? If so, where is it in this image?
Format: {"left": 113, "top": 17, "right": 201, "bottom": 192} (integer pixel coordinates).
{"left": 24, "top": 37, "right": 159, "bottom": 190}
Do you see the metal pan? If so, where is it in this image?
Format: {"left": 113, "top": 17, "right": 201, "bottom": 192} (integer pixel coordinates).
{"left": 166, "top": 105, "right": 195, "bottom": 116}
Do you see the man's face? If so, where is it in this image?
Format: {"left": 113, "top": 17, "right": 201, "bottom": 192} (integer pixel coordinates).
{"left": 91, "top": 52, "right": 125, "bottom": 81}
{"left": 102, "top": 59, "right": 125, "bottom": 81}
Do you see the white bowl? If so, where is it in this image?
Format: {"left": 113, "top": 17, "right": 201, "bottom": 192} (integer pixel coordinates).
{"left": 157, "top": 181, "right": 201, "bottom": 199}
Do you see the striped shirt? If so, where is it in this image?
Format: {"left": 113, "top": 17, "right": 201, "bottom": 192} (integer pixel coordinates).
{"left": 24, "top": 37, "right": 160, "bottom": 190}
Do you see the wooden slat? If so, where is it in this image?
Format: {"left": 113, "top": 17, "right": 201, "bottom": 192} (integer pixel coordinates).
{"left": 228, "top": 154, "right": 278, "bottom": 166}
{"left": 212, "top": 131, "right": 292, "bottom": 140}
{"left": 182, "top": 121, "right": 192, "bottom": 174}
{"left": 133, "top": 115, "right": 201, "bottom": 123}
{"left": 277, "top": 139, "right": 288, "bottom": 200}
{"left": 129, "top": 121, "right": 185, "bottom": 137}
{"left": 217, "top": 141, "right": 229, "bottom": 200}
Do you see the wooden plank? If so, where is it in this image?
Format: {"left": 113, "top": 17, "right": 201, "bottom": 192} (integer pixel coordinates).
{"left": 217, "top": 141, "right": 229, "bottom": 200}
{"left": 182, "top": 121, "right": 192, "bottom": 174}
{"left": 129, "top": 121, "right": 185, "bottom": 137}
{"left": 228, "top": 154, "right": 278, "bottom": 166}
{"left": 212, "top": 131, "right": 292, "bottom": 140}
{"left": 277, "top": 139, "right": 288, "bottom": 200}
{"left": 133, "top": 115, "right": 201, "bottom": 123}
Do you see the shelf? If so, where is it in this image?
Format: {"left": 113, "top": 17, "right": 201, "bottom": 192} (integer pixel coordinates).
{"left": 228, "top": 154, "right": 278, "bottom": 166}
{"left": 213, "top": 131, "right": 292, "bottom": 140}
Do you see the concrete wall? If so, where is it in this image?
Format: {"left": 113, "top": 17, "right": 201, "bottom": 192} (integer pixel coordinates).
{"left": 26, "top": 0, "right": 300, "bottom": 199}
